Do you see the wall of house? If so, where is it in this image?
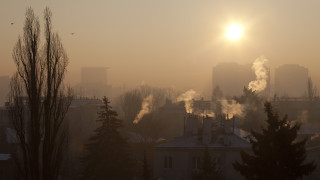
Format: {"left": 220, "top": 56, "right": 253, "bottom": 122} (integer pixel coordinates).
{"left": 153, "top": 147, "right": 246, "bottom": 180}
{"left": 153, "top": 149, "right": 190, "bottom": 180}
{"left": 222, "top": 149, "right": 246, "bottom": 180}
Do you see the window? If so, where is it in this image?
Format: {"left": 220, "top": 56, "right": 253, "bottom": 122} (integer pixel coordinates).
{"left": 192, "top": 156, "right": 201, "bottom": 170}
{"left": 164, "top": 156, "right": 172, "bottom": 168}
{"left": 213, "top": 157, "right": 221, "bottom": 164}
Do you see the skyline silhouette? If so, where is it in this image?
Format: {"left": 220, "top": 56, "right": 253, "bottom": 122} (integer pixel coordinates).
{"left": 1, "top": 1, "right": 320, "bottom": 95}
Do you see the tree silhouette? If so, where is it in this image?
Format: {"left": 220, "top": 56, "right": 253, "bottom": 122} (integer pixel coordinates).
{"left": 192, "top": 147, "right": 223, "bottom": 180}
{"left": 9, "top": 7, "right": 71, "bottom": 180}
{"left": 307, "top": 77, "right": 318, "bottom": 101}
{"left": 233, "top": 102, "right": 316, "bottom": 179}
{"left": 234, "top": 87, "right": 265, "bottom": 131}
{"left": 119, "top": 89, "right": 143, "bottom": 125}
{"left": 82, "top": 97, "right": 134, "bottom": 180}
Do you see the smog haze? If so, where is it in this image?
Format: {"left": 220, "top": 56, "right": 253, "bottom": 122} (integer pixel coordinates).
{"left": 1, "top": 0, "right": 320, "bottom": 95}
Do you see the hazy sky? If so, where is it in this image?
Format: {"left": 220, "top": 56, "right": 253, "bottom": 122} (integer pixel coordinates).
{"left": 1, "top": 0, "right": 320, "bottom": 95}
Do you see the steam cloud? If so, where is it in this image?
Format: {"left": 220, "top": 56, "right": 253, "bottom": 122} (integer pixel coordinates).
{"left": 248, "top": 56, "right": 268, "bottom": 92}
{"left": 133, "top": 95, "right": 153, "bottom": 124}
{"left": 199, "top": 112, "right": 215, "bottom": 118}
{"left": 311, "top": 133, "right": 320, "bottom": 140}
{"left": 221, "top": 99, "right": 243, "bottom": 119}
{"left": 176, "top": 89, "right": 198, "bottom": 113}
{"left": 298, "top": 110, "right": 309, "bottom": 123}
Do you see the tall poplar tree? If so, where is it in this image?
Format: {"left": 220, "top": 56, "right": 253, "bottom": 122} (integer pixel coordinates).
{"left": 10, "top": 7, "right": 71, "bottom": 180}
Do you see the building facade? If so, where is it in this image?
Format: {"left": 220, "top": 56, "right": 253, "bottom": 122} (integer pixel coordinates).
{"left": 275, "top": 64, "right": 308, "bottom": 97}
{"left": 153, "top": 114, "right": 250, "bottom": 180}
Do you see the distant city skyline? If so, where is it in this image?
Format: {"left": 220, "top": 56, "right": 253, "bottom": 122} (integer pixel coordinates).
{"left": 275, "top": 64, "right": 309, "bottom": 97}
{"left": 2, "top": 1, "right": 320, "bottom": 93}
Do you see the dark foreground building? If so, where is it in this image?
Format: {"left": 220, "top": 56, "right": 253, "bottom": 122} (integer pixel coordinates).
{"left": 153, "top": 114, "right": 250, "bottom": 180}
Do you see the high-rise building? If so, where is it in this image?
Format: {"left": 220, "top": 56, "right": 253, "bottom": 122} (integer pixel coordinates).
{"left": 275, "top": 64, "right": 308, "bottom": 97}
{"left": 81, "top": 67, "right": 108, "bottom": 85}
{"left": 74, "top": 67, "right": 112, "bottom": 99}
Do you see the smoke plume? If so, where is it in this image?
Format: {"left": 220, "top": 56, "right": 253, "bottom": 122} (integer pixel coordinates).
{"left": 311, "top": 133, "right": 320, "bottom": 141}
{"left": 133, "top": 95, "right": 153, "bottom": 124}
{"left": 298, "top": 110, "right": 309, "bottom": 123}
{"left": 199, "top": 112, "right": 215, "bottom": 117}
{"left": 176, "top": 89, "right": 199, "bottom": 113}
{"left": 248, "top": 56, "right": 268, "bottom": 92}
{"left": 221, "top": 99, "right": 244, "bottom": 119}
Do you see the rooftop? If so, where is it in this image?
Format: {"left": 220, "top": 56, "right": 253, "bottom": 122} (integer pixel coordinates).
{"left": 0, "top": 154, "right": 11, "bottom": 161}
{"left": 156, "top": 133, "right": 250, "bottom": 149}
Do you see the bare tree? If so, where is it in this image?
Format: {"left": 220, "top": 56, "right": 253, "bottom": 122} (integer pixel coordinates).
{"left": 307, "top": 77, "right": 318, "bottom": 101}
{"left": 118, "top": 85, "right": 178, "bottom": 126}
{"left": 9, "top": 7, "right": 72, "bottom": 180}
{"left": 119, "top": 89, "right": 143, "bottom": 125}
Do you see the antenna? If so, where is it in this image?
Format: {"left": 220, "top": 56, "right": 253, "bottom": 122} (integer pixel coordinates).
{"left": 183, "top": 116, "right": 186, "bottom": 136}
{"left": 232, "top": 117, "right": 235, "bottom": 133}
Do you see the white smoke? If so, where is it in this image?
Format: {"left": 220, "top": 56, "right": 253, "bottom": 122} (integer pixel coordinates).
{"left": 176, "top": 89, "right": 199, "bottom": 113}
{"left": 248, "top": 56, "right": 268, "bottom": 92}
{"left": 221, "top": 99, "right": 244, "bottom": 119}
{"left": 199, "top": 112, "right": 215, "bottom": 118}
{"left": 298, "top": 110, "right": 309, "bottom": 123}
{"left": 311, "top": 133, "right": 320, "bottom": 141}
{"left": 133, "top": 95, "right": 153, "bottom": 124}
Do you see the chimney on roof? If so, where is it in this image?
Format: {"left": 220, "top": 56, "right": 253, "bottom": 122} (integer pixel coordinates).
{"left": 202, "top": 116, "right": 213, "bottom": 145}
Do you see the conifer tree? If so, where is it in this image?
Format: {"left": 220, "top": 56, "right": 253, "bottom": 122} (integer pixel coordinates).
{"left": 233, "top": 102, "right": 316, "bottom": 179}
{"left": 82, "top": 97, "right": 134, "bottom": 180}
{"left": 234, "top": 87, "right": 265, "bottom": 131}
{"left": 192, "top": 147, "right": 223, "bottom": 180}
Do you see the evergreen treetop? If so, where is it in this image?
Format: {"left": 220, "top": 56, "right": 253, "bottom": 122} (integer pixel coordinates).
{"left": 82, "top": 97, "right": 134, "bottom": 180}
{"left": 233, "top": 102, "right": 316, "bottom": 180}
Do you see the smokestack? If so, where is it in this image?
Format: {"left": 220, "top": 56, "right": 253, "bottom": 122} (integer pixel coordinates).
{"left": 232, "top": 117, "right": 235, "bottom": 133}
{"left": 183, "top": 116, "right": 186, "bottom": 136}
{"left": 224, "top": 117, "right": 233, "bottom": 134}
{"left": 202, "top": 116, "right": 213, "bottom": 145}
{"left": 185, "top": 114, "right": 202, "bottom": 136}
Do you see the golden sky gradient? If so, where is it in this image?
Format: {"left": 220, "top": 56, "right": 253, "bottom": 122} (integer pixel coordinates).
{"left": 1, "top": 0, "right": 320, "bottom": 95}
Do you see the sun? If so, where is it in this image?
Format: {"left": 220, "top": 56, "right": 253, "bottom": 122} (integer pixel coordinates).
{"left": 226, "top": 24, "right": 243, "bottom": 41}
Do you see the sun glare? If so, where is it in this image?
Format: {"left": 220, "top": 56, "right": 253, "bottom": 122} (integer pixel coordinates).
{"left": 226, "top": 24, "right": 243, "bottom": 41}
